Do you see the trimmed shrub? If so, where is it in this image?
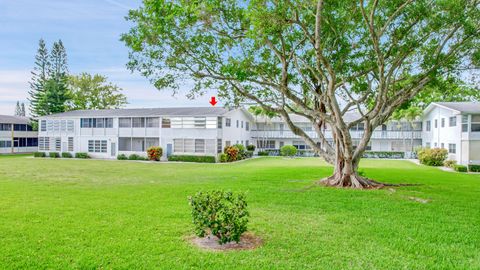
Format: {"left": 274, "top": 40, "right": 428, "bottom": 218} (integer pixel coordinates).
{"left": 224, "top": 146, "right": 240, "bottom": 162}
{"left": 233, "top": 144, "right": 246, "bottom": 160}
{"left": 245, "top": 150, "right": 254, "bottom": 158}
{"left": 218, "top": 153, "right": 228, "bottom": 163}
{"left": 61, "top": 152, "right": 73, "bottom": 158}
{"left": 49, "top": 152, "right": 60, "bottom": 158}
{"left": 280, "top": 145, "right": 297, "bottom": 157}
{"left": 468, "top": 165, "right": 480, "bottom": 172}
{"left": 147, "top": 146, "right": 163, "bottom": 161}
{"left": 454, "top": 165, "right": 468, "bottom": 172}
{"left": 128, "top": 154, "right": 143, "bottom": 160}
{"left": 418, "top": 148, "right": 448, "bottom": 166}
{"left": 189, "top": 190, "right": 249, "bottom": 244}
{"left": 444, "top": 160, "right": 457, "bottom": 168}
{"left": 246, "top": 144, "right": 256, "bottom": 151}
{"left": 117, "top": 154, "right": 128, "bottom": 160}
{"left": 33, "top": 152, "right": 46, "bottom": 158}
{"left": 75, "top": 152, "right": 90, "bottom": 159}
{"left": 258, "top": 151, "right": 269, "bottom": 156}
{"left": 168, "top": 155, "right": 216, "bottom": 163}
{"left": 362, "top": 151, "right": 405, "bottom": 159}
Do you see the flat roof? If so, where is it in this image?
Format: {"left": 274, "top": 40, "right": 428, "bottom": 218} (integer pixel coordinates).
{"left": 0, "top": 115, "right": 31, "bottom": 125}
{"left": 41, "top": 107, "right": 231, "bottom": 118}
{"left": 434, "top": 102, "right": 480, "bottom": 114}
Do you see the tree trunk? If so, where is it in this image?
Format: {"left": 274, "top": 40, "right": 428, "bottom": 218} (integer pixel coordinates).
{"left": 320, "top": 157, "right": 384, "bottom": 189}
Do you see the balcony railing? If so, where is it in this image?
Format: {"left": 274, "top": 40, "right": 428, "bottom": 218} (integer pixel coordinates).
{"left": 251, "top": 130, "right": 423, "bottom": 140}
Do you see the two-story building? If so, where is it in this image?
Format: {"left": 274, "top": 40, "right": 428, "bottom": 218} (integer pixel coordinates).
{"left": 422, "top": 102, "right": 480, "bottom": 165}
{"left": 0, "top": 115, "right": 38, "bottom": 154}
{"left": 37, "top": 107, "right": 253, "bottom": 159}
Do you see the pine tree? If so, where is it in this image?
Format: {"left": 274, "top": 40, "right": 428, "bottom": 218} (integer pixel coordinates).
{"left": 49, "top": 40, "right": 68, "bottom": 82}
{"left": 38, "top": 77, "right": 70, "bottom": 115}
{"left": 14, "top": 101, "right": 22, "bottom": 116}
{"left": 28, "top": 39, "right": 50, "bottom": 117}
{"left": 20, "top": 103, "right": 26, "bottom": 117}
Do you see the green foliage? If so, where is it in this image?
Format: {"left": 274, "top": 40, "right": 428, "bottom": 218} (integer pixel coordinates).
{"left": 444, "top": 160, "right": 457, "bottom": 168}
{"left": 468, "top": 165, "right": 480, "bottom": 172}
{"left": 454, "top": 165, "right": 468, "bottom": 172}
{"left": 128, "top": 154, "right": 145, "bottom": 160}
{"left": 33, "top": 152, "right": 46, "bottom": 158}
{"left": 61, "top": 152, "right": 72, "bottom": 158}
{"left": 246, "top": 144, "right": 256, "bottom": 151}
{"left": 280, "top": 145, "right": 297, "bottom": 157}
{"left": 189, "top": 190, "right": 249, "bottom": 244}
{"left": 49, "top": 152, "right": 60, "bottom": 158}
{"left": 218, "top": 153, "right": 228, "bottom": 163}
{"left": 168, "top": 155, "right": 216, "bottom": 163}
{"left": 75, "top": 152, "right": 89, "bottom": 159}
{"left": 233, "top": 144, "right": 249, "bottom": 160}
{"left": 28, "top": 39, "right": 50, "bottom": 118}
{"left": 147, "top": 146, "right": 163, "bottom": 161}
{"left": 117, "top": 154, "right": 128, "bottom": 160}
{"left": 258, "top": 151, "right": 269, "bottom": 156}
{"left": 418, "top": 148, "right": 448, "bottom": 166}
{"left": 363, "top": 151, "right": 405, "bottom": 159}
{"left": 67, "top": 73, "right": 127, "bottom": 110}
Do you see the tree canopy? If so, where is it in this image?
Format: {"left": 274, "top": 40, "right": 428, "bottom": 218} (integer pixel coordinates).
{"left": 123, "top": 0, "right": 480, "bottom": 188}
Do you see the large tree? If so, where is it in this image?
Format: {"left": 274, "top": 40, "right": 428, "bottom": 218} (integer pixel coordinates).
{"left": 122, "top": 0, "right": 480, "bottom": 188}
{"left": 67, "top": 73, "right": 128, "bottom": 110}
{"left": 28, "top": 39, "right": 50, "bottom": 118}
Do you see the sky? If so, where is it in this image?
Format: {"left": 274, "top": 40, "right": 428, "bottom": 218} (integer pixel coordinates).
{"left": 0, "top": 0, "right": 218, "bottom": 116}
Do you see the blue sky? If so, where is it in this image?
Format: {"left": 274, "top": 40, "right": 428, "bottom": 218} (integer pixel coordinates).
{"left": 0, "top": 0, "right": 217, "bottom": 115}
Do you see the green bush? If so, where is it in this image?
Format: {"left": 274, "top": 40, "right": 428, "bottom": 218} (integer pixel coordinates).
{"left": 117, "top": 154, "right": 128, "bottom": 160}
{"left": 168, "top": 155, "right": 216, "bottom": 163}
{"left": 128, "top": 154, "right": 146, "bottom": 160}
{"left": 418, "top": 148, "right": 448, "bottom": 166}
{"left": 33, "top": 152, "right": 46, "bottom": 158}
{"left": 218, "top": 153, "right": 228, "bottom": 163}
{"left": 245, "top": 150, "right": 254, "bottom": 158}
{"left": 468, "top": 165, "right": 480, "bottom": 172}
{"left": 233, "top": 144, "right": 246, "bottom": 160}
{"left": 61, "top": 152, "right": 73, "bottom": 158}
{"left": 258, "top": 151, "right": 269, "bottom": 156}
{"left": 147, "top": 146, "right": 163, "bottom": 161}
{"left": 189, "top": 190, "right": 249, "bottom": 244}
{"left": 246, "top": 144, "right": 256, "bottom": 151}
{"left": 444, "top": 160, "right": 457, "bottom": 168}
{"left": 49, "top": 152, "right": 60, "bottom": 158}
{"left": 280, "top": 145, "right": 297, "bottom": 157}
{"left": 454, "top": 165, "right": 468, "bottom": 172}
{"left": 75, "top": 152, "right": 90, "bottom": 159}
{"left": 362, "top": 151, "right": 405, "bottom": 159}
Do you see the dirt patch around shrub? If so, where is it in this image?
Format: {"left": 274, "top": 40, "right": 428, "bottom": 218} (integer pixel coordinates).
{"left": 189, "top": 233, "right": 262, "bottom": 251}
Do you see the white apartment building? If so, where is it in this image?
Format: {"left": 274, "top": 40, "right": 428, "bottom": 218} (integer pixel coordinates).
{"left": 36, "top": 102, "right": 480, "bottom": 165}
{"left": 37, "top": 107, "right": 253, "bottom": 159}
{"left": 0, "top": 115, "right": 38, "bottom": 154}
{"left": 422, "top": 102, "right": 480, "bottom": 165}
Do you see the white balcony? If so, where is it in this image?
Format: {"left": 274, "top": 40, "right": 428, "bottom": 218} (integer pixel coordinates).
{"left": 251, "top": 130, "right": 423, "bottom": 140}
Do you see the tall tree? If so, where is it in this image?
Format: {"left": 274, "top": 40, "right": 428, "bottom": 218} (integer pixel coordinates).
{"left": 49, "top": 40, "right": 68, "bottom": 82}
{"left": 38, "top": 78, "right": 70, "bottom": 115}
{"left": 67, "top": 73, "right": 128, "bottom": 110}
{"left": 14, "top": 101, "right": 22, "bottom": 116}
{"left": 28, "top": 39, "right": 50, "bottom": 117}
{"left": 123, "top": 0, "right": 480, "bottom": 188}
{"left": 20, "top": 103, "right": 26, "bottom": 117}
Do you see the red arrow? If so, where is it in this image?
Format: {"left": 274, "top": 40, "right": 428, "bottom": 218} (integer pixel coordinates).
{"left": 209, "top": 96, "right": 218, "bottom": 106}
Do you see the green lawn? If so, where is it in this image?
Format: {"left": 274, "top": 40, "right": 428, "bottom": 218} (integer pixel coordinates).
{"left": 1, "top": 156, "right": 479, "bottom": 269}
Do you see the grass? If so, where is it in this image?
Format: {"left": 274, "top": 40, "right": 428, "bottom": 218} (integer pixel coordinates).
{"left": 1, "top": 156, "right": 479, "bottom": 269}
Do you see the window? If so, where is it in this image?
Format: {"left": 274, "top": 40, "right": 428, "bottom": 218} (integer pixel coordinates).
{"left": 173, "top": 139, "right": 184, "bottom": 152}
{"left": 246, "top": 122, "right": 249, "bottom": 131}
{"left": 462, "top": 115, "right": 469, "bottom": 132}
{"left": 60, "top": 120, "right": 67, "bottom": 131}
{"left": 68, "top": 137, "right": 74, "bottom": 152}
{"left": 426, "top": 120, "right": 431, "bottom": 131}
{"left": 88, "top": 140, "right": 107, "bottom": 153}
{"left": 471, "top": 115, "right": 480, "bottom": 132}
{"left": 14, "top": 124, "right": 26, "bottom": 131}
{"left": 47, "top": 120, "right": 53, "bottom": 131}
{"left": 81, "top": 118, "right": 92, "bottom": 128}
{"left": 0, "top": 124, "right": 11, "bottom": 131}
{"left": 217, "top": 139, "right": 222, "bottom": 153}
{"left": 449, "top": 116, "right": 456, "bottom": 127}
{"left": 236, "top": 120, "right": 239, "bottom": 128}
{"left": 434, "top": 119, "right": 438, "bottom": 128}
{"left": 441, "top": 143, "right": 444, "bottom": 149}
{"left": 119, "top": 118, "right": 132, "bottom": 128}
{"left": 226, "top": 118, "right": 231, "bottom": 127}
{"left": 119, "top": 137, "right": 132, "bottom": 151}
{"left": 184, "top": 139, "right": 194, "bottom": 152}
{"left": 434, "top": 143, "right": 438, "bottom": 147}
{"left": 225, "top": 141, "right": 231, "bottom": 147}
{"left": 67, "top": 120, "right": 74, "bottom": 132}
{"left": 95, "top": 118, "right": 104, "bottom": 128}
{"left": 257, "top": 140, "right": 275, "bottom": 149}
{"left": 146, "top": 117, "right": 159, "bottom": 128}
{"left": 55, "top": 138, "right": 61, "bottom": 151}
{"left": 241, "top": 121, "right": 244, "bottom": 128}
{"left": 132, "top": 117, "right": 145, "bottom": 128}
{"left": 425, "top": 142, "right": 431, "bottom": 148}
{"left": 195, "top": 139, "right": 205, "bottom": 153}
{"left": 105, "top": 118, "right": 113, "bottom": 128}
{"left": 246, "top": 140, "right": 249, "bottom": 146}
{"left": 162, "top": 118, "right": 171, "bottom": 128}
{"left": 40, "top": 120, "right": 47, "bottom": 131}
{"left": 0, "top": 140, "right": 12, "bottom": 148}
{"left": 194, "top": 117, "right": 206, "bottom": 128}
{"left": 448, "top": 144, "right": 456, "bottom": 154}
{"left": 293, "top": 140, "right": 311, "bottom": 150}
{"left": 145, "top": 138, "right": 159, "bottom": 148}
{"left": 441, "top": 118, "right": 445, "bottom": 128}
{"left": 53, "top": 120, "right": 60, "bottom": 131}
{"left": 131, "top": 138, "right": 145, "bottom": 151}
{"left": 38, "top": 137, "right": 50, "bottom": 151}
{"left": 217, "top": 117, "right": 222, "bottom": 129}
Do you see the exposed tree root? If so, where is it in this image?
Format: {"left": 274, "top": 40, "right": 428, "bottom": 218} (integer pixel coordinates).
{"left": 318, "top": 174, "right": 421, "bottom": 189}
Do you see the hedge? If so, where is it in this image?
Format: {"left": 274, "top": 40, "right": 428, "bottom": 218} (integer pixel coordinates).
{"left": 49, "top": 152, "right": 60, "bottom": 158}
{"left": 454, "top": 165, "right": 468, "bottom": 172}
{"left": 61, "top": 152, "right": 73, "bottom": 158}
{"left": 468, "top": 165, "right": 480, "bottom": 172}
{"left": 33, "top": 152, "right": 46, "bottom": 158}
{"left": 75, "top": 152, "right": 90, "bottom": 159}
{"left": 168, "top": 155, "right": 216, "bottom": 163}
{"left": 362, "top": 151, "right": 405, "bottom": 159}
